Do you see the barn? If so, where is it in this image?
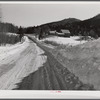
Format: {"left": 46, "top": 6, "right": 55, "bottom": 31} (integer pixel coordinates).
{"left": 57, "top": 29, "right": 71, "bottom": 37}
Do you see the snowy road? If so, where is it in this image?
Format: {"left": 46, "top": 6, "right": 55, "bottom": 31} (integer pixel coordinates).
{"left": 0, "top": 37, "right": 47, "bottom": 90}
{"left": 0, "top": 36, "right": 94, "bottom": 90}
{"left": 14, "top": 36, "right": 94, "bottom": 90}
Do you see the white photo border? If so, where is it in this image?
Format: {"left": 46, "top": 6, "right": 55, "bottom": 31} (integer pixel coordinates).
{"left": 0, "top": 1, "right": 100, "bottom": 99}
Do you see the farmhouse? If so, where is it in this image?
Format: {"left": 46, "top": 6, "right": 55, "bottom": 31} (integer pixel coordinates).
{"left": 49, "top": 29, "right": 71, "bottom": 37}
{"left": 57, "top": 29, "right": 71, "bottom": 37}
{"left": 61, "top": 29, "right": 70, "bottom": 34}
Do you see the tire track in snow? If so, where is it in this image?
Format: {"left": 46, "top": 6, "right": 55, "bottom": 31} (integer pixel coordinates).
{"left": 15, "top": 36, "right": 94, "bottom": 90}
{"left": 0, "top": 39, "right": 47, "bottom": 90}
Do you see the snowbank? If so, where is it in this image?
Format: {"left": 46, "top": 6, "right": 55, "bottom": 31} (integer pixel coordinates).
{"left": 0, "top": 36, "right": 29, "bottom": 62}
{"left": 6, "top": 32, "right": 17, "bottom": 36}
{"left": 42, "top": 36, "right": 87, "bottom": 46}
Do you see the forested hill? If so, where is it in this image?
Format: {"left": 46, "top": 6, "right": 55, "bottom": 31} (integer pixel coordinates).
{"left": 42, "top": 18, "right": 81, "bottom": 29}
{"left": 25, "top": 13, "right": 100, "bottom": 39}
{"left": 67, "top": 14, "right": 100, "bottom": 38}
{"left": 25, "top": 18, "right": 81, "bottom": 35}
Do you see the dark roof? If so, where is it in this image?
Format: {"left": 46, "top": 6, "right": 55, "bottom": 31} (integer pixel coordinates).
{"left": 61, "top": 29, "right": 70, "bottom": 33}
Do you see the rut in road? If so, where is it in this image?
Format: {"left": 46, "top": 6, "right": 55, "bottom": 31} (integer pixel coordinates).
{"left": 15, "top": 38, "right": 94, "bottom": 90}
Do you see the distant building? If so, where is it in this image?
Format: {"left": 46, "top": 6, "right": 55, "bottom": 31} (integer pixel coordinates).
{"left": 57, "top": 29, "right": 71, "bottom": 37}
{"left": 61, "top": 29, "right": 70, "bottom": 34}
{"left": 49, "top": 30, "right": 56, "bottom": 35}
{"left": 49, "top": 29, "right": 71, "bottom": 37}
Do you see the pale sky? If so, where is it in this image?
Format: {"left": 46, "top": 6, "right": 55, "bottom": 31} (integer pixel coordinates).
{"left": 1, "top": 2, "right": 100, "bottom": 27}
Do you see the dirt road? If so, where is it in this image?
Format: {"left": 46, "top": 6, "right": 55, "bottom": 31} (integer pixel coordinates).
{"left": 0, "top": 35, "right": 94, "bottom": 90}
{"left": 13, "top": 36, "right": 94, "bottom": 90}
{"left": 0, "top": 39, "right": 46, "bottom": 90}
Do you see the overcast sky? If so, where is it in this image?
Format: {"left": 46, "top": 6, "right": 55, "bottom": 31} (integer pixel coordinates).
{"left": 1, "top": 2, "right": 100, "bottom": 27}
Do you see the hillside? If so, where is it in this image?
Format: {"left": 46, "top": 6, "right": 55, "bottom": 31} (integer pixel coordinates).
{"left": 25, "top": 13, "right": 100, "bottom": 39}
{"left": 25, "top": 18, "right": 81, "bottom": 36}
{"left": 51, "top": 37, "right": 100, "bottom": 89}
{"left": 69, "top": 14, "right": 100, "bottom": 37}
{"left": 43, "top": 18, "right": 81, "bottom": 28}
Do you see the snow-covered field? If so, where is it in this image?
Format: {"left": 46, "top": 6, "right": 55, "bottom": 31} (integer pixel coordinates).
{"left": 42, "top": 36, "right": 87, "bottom": 46}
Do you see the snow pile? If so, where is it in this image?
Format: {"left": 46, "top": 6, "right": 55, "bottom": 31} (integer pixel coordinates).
{"left": 70, "top": 36, "right": 81, "bottom": 40}
{"left": 0, "top": 36, "right": 29, "bottom": 62}
{"left": 6, "top": 32, "right": 17, "bottom": 36}
{"left": 42, "top": 36, "right": 87, "bottom": 46}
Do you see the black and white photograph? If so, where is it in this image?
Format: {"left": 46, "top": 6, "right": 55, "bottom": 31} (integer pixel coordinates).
{"left": 0, "top": 1, "right": 100, "bottom": 91}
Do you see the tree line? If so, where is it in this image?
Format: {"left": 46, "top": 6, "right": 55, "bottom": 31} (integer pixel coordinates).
{"left": 21, "top": 14, "right": 100, "bottom": 40}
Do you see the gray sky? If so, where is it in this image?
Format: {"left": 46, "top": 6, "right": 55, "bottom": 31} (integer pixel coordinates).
{"left": 1, "top": 3, "right": 100, "bottom": 27}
